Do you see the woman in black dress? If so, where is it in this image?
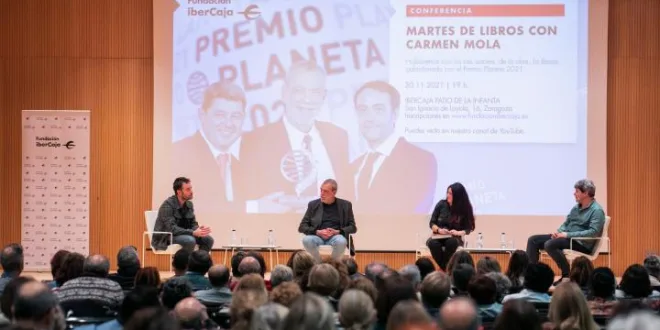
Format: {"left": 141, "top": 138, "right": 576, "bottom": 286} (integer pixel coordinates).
{"left": 426, "top": 182, "right": 475, "bottom": 271}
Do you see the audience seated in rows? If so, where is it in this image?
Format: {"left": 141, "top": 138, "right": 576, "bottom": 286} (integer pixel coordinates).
{"left": 3, "top": 242, "right": 660, "bottom": 330}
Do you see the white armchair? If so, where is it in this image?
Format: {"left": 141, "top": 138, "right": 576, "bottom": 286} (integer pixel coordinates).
{"left": 540, "top": 216, "right": 611, "bottom": 267}
{"left": 564, "top": 216, "right": 612, "bottom": 267}
{"left": 142, "top": 210, "right": 182, "bottom": 272}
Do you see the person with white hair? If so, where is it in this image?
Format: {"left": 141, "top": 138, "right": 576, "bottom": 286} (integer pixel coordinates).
{"left": 280, "top": 292, "right": 336, "bottom": 330}
{"left": 607, "top": 311, "right": 660, "bottom": 330}
{"left": 338, "top": 290, "right": 376, "bottom": 330}
{"left": 250, "top": 302, "right": 289, "bottom": 330}
{"left": 399, "top": 265, "right": 422, "bottom": 291}
{"left": 270, "top": 265, "right": 294, "bottom": 288}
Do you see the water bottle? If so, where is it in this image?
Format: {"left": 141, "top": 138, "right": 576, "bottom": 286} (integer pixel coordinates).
{"left": 476, "top": 233, "right": 484, "bottom": 248}
{"left": 268, "top": 229, "right": 275, "bottom": 246}
{"left": 230, "top": 229, "right": 238, "bottom": 246}
{"left": 500, "top": 232, "right": 507, "bottom": 249}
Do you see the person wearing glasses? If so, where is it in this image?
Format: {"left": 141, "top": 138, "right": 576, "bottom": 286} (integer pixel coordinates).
{"left": 171, "top": 81, "right": 247, "bottom": 213}
{"left": 240, "top": 60, "right": 352, "bottom": 213}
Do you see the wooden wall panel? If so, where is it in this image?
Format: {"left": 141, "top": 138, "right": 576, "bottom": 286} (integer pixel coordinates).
{"left": 1, "top": 0, "right": 659, "bottom": 275}
{"left": 607, "top": 0, "right": 660, "bottom": 274}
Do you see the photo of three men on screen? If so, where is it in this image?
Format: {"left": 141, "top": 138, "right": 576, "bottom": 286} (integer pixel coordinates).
{"left": 171, "top": 60, "right": 438, "bottom": 218}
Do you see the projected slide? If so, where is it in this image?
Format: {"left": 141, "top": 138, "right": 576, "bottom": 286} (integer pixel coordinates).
{"left": 169, "top": 0, "right": 588, "bottom": 216}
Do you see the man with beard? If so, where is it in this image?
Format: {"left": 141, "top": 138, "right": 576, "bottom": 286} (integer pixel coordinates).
{"left": 153, "top": 177, "right": 214, "bottom": 251}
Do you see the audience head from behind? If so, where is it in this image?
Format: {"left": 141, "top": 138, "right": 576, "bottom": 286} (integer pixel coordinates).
{"left": 476, "top": 256, "right": 501, "bottom": 275}
{"left": 188, "top": 250, "right": 213, "bottom": 276}
{"left": 386, "top": 300, "right": 435, "bottom": 330}
{"left": 342, "top": 256, "right": 359, "bottom": 277}
{"left": 484, "top": 271, "right": 512, "bottom": 303}
{"left": 415, "top": 257, "right": 436, "bottom": 280}
{"left": 230, "top": 289, "right": 269, "bottom": 330}
{"left": 270, "top": 281, "right": 303, "bottom": 308}
{"left": 48, "top": 250, "right": 70, "bottom": 284}
{"left": 375, "top": 272, "right": 418, "bottom": 325}
{"left": 589, "top": 267, "right": 616, "bottom": 300}
{"left": 231, "top": 251, "right": 248, "bottom": 278}
{"left": 568, "top": 256, "right": 594, "bottom": 288}
{"left": 506, "top": 250, "right": 529, "bottom": 288}
{"left": 0, "top": 277, "right": 36, "bottom": 320}
{"left": 467, "top": 275, "right": 498, "bottom": 306}
{"left": 54, "top": 252, "right": 85, "bottom": 286}
{"left": 547, "top": 282, "right": 598, "bottom": 330}
{"left": 0, "top": 243, "right": 24, "bottom": 277}
{"left": 619, "top": 264, "right": 653, "bottom": 298}
{"left": 172, "top": 248, "right": 191, "bottom": 276}
{"left": 399, "top": 265, "right": 422, "bottom": 290}
{"left": 446, "top": 250, "right": 475, "bottom": 276}
{"left": 609, "top": 299, "right": 655, "bottom": 319}
{"left": 281, "top": 292, "right": 335, "bottom": 330}
{"left": 338, "top": 289, "right": 376, "bottom": 330}
{"left": 493, "top": 299, "right": 542, "bottom": 330}
{"left": 438, "top": 297, "right": 480, "bottom": 330}
{"left": 83, "top": 254, "right": 111, "bottom": 278}
{"left": 452, "top": 263, "right": 476, "bottom": 294}
{"left": 238, "top": 256, "right": 262, "bottom": 277}
{"left": 420, "top": 271, "right": 451, "bottom": 310}
{"left": 123, "top": 306, "right": 182, "bottom": 330}
{"left": 246, "top": 251, "right": 267, "bottom": 277}
{"left": 523, "top": 262, "right": 554, "bottom": 294}
{"left": 207, "top": 264, "right": 231, "bottom": 288}
{"left": 347, "top": 276, "right": 378, "bottom": 305}
{"left": 174, "top": 297, "right": 214, "bottom": 330}
{"left": 321, "top": 257, "right": 351, "bottom": 297}
{"left": 270, "top": 265, "right": 293, "bottom": 288}
{"left": 119, "top": 285, "right": 162, "bottom": 324}
{"left": 161, "top": 277, "right": 193, "bottom": 310}
{"left": 12, "top": 281, "right": 65, "bottom": 330}
{"left": 643, "top": 255, "right": 660, "bottom": 281}
{"left": 288, "top": 250, "right": 316, "bottom": 279}
{"left": 135, "top": 267, "right": 162, "bottom": 288}
{"left": 235, "top": 273, "right": 267, "bottom": 293}
{"left": 607, "top": 311, "right": 660, "bottom": 330}
{"left": 365, "top": 262, "right": 388, "bottom": 282}
{"left": 117, "top": 245, "right": 141, "bottom": 272}
{"left": 307, "top": 263, "right": 341, "bottom": 297}
{"left": 250, "top": 302, "right": 289, "bottom": 330}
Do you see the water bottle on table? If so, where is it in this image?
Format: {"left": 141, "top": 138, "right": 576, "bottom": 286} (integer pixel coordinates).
{"left": 500, "top": 232, "right": 507, "bottom": 249}
{"left": 268, "top": 229, "right": 275, "bottom": 246}
{"left": 476, "top": 232, "right": 484, "bottom": 248}
{"left": 230, "top": 229, "right": 238, "bottom": 246}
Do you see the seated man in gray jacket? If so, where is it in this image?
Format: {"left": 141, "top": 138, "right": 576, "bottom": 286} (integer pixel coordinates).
{"left": 153, "top": 177, "right": 214, "bottom": 251}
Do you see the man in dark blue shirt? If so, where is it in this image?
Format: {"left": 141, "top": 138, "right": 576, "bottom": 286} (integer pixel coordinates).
{"left": 298, "top": 179, "right": 357, "bottom": 261}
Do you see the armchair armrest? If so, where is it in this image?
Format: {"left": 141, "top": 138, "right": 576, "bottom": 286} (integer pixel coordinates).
{"left": 142, "top": 231, "right": 173, "bottom": 251}
{"left": 569, "top": 237, "right": 609, "bottom": 250}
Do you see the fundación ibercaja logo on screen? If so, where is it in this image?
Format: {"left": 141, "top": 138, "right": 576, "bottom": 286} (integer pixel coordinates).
{"left": 186, "top": 0, "right": 261, "bottom": 19}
